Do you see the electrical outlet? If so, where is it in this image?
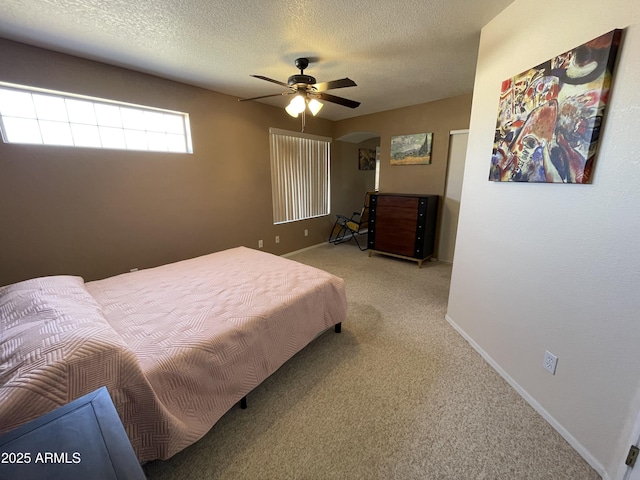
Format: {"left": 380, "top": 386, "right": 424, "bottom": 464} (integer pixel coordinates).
{"left": 304, "top": 229, "right": 309, "bottom": 237}
{"left": 275, "top": 235, "right": 280, "bottom": 244}
{"left": 543, "top": 351, "right": 558, "bottom": 375}
{"left": 258, "top": 240, "right": 263, "bottom": 248}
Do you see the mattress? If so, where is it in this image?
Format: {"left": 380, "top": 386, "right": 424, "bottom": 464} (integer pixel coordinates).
{"left": 0, "top": 246, "right": 347, "bottom": 461}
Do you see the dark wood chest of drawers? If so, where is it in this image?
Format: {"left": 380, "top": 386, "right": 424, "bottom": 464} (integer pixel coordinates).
{"left": 367, "top": 193, "right": 439, "bottom": 267}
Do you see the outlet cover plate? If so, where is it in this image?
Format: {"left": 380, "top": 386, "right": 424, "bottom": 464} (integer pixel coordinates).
{"left": 543, "top": 350, "right": 558, "bottom": 375}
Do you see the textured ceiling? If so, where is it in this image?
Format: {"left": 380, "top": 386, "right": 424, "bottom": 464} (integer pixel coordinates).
{"left": 0, "top": 0, "right": 514, "bottom": 121}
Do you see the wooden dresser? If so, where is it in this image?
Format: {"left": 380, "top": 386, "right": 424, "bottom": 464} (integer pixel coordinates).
{"left": 367, "top": 193, "right": 439, "bottom": 267}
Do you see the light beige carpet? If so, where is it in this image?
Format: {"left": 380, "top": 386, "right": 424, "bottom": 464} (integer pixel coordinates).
{"left": 143, "top": 243, "right": 599, "bottom": 479}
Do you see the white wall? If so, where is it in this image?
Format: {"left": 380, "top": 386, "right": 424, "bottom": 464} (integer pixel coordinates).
{"left": 447, "top": 2, "right": 640, "bottom": 479}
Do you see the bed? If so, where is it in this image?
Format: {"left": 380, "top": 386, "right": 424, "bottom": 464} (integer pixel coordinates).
{"left": 0, "top": 246, "right": 347, "bottom": 462}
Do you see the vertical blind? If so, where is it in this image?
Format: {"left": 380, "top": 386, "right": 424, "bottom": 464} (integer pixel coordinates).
{"left": 269, "top": 128, "right": 331, "bottom": 224}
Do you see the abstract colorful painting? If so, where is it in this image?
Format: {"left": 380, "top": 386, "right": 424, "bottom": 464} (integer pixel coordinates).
{"left": 489, "top": 29, "right": 622, "bottom": 183}
{"left": 390, "top": 133, "right": 432, "bottom": 165}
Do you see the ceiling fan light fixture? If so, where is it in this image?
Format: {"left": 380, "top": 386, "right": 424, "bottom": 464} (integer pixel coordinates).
{"left": 285, "top": 103, "right": 299, "bottom": 117}
{"left": 286, "top": 94, "right": 306, "bottom": 117}
{"left": 242, "top": 58, "right": 360, "bottom": 124}
{"left": 307, "top": 98, "right": 323, "bottom": 116}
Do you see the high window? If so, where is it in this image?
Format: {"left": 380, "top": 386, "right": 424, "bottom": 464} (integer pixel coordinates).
{"left": 269, "top": 128, "right": 331, "bottom": 224}
{"left": 0, "top": 82, "right": 192, "bottom": 153}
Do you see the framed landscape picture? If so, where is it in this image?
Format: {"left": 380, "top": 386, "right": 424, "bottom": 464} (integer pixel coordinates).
{"left": 358, "top": 148, "right": 376, "bottom": 170}
{"left": 489, "top": 29, "right": 622, "bottom": 183}
{"left": 390, "top": 133, "right": 432, "bottom": 165}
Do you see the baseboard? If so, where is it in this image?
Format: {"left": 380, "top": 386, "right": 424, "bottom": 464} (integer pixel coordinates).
{"left": 435, "top": 257, "right": 453, "bottom": 264}
{"left": 444, "top": 313, "right": 610, "bottom": 480}
{"left": 431, "top": 257, "right": 451, "bottom": 263}
{"left": 281, "top": 242, "right": 327, "bottom": 258}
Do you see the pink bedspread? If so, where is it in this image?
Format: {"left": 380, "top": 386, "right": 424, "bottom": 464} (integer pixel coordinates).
{"left": 0, "top": 247, "right": 347, "bottom": 461}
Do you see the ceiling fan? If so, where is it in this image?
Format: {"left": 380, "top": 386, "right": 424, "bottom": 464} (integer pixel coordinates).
{"left": 239, "top": 58, "right": 360, "bottom": 129}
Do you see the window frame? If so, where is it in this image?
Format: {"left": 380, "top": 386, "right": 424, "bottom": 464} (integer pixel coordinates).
{"left": 0, "top": 81, "right": 193, "bottom": 154}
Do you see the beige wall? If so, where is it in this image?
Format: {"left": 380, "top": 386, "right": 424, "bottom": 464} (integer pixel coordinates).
{"left": 0, "top": 39, "right": 334, "bottom": 285}
{"left": 331, "top": 138, "right": 377, "bottom": 218}
{"left": 0, "top": 39, "right": 472, "bottom": 286}
{"left": 333, "top": 94, "right": 472, "bottom": 196}
{"left": 332, "top": 95, "right": 473, "bottom": 257}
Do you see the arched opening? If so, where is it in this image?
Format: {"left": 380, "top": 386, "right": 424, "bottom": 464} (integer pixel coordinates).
{"left": 332, "top": 131, "right": 381, "bottom": 219}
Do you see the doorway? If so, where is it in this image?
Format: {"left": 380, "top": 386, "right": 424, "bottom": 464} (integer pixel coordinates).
{"left": 438, "top": 130, "right": 468, "bottom": 263}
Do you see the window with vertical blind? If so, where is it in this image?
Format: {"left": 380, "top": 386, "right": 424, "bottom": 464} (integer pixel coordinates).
{"left": 269, "top": 128, "right": 331, "bottom": 224}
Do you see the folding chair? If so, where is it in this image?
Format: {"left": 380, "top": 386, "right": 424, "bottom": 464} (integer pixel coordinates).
{"left": 328, "top": 192, "right": 371, "bottom": 251}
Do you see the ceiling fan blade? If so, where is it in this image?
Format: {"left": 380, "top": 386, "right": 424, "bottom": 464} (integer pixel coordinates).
{"left": 314, "top": 78, "right": 357, "bottom": 92}
{"left": 238, "top": 92, "right": 294, "bottom": 102}
{"left": 250, "top": 75, "right": 289, "bottom": 88}
{"left": 318, "top": 92, "right": 360, "bottom": 108}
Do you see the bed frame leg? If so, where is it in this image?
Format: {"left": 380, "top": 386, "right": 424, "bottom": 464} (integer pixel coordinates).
{"left": 240, "top": 396, "right": 247, "bottom": 409}
{"left": 334, "top": 322, "right": 342, "bottom": 333}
